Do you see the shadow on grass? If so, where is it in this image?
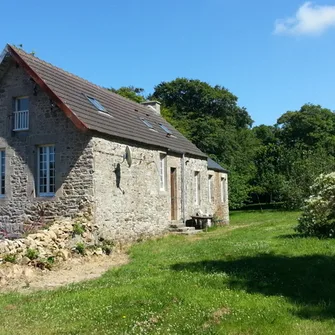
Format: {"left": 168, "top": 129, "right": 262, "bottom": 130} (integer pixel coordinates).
{"left": 171, "top": 254, "right": 335, "bottom": 320}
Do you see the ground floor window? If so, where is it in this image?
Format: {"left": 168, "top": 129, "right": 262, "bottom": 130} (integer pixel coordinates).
{"left": 38, "top": 145, "right": 55, "bottom": 196}
{"left": 0, "top": 150, "right": 5, "bottom": 196}
{"left": 159, "top": 153, "right": 167, "bottom": 190}
{"left": 221, "top": 177, "right": 227, "bottom": 203}
{"left": 195, "top": 171, "right": 200, "bottom": 205}
{"left": 208, "top": 175, "right": 213, "bottom": 203}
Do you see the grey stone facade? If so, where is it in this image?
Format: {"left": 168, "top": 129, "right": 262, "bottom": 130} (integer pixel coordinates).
{"left": 0, "top": 64, "right": 94, "bottom": 233}
{"left": 0, "top": 62, "right": 229, "bottom": 241}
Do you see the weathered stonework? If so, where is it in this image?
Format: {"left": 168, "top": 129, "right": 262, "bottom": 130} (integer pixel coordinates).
{"left": 209, "top": 171, "right": 229, "bottom": 225}
{"left": 0, "top": 64, "right": 94, "bottom": 232}
{"left": 91, "top": 137, "right": 227, "bottom": 241}
{"left": 93, "top": 137, "right": 176, "bottom": 242}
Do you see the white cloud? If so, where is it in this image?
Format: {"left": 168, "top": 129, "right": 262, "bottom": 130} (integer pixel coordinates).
{"left": 274, "top": 2, "right": 335, "bottom": 36}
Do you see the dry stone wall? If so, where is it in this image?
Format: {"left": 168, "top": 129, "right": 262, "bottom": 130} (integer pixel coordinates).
{"left": 0, "top": 209, "right": 116, "bottom": 269}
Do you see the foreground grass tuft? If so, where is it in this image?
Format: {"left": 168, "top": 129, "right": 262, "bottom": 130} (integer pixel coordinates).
{"left": 1, "top": 211, "right": 335, "bottom": 334}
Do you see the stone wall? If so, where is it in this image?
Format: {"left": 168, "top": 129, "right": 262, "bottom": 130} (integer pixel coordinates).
{"left": 92, "top": 137, "right": 173, "bottom": 242}
{"left": 92, "top": 137, "right": 220, "bottom": 241}
{"left": 183, "top": 157, "right": 212, "bottom": 218}
{"left": 0, "top": 63, "right": 94, "bottom": 232}
{"left": 209, "top": 171, "right": 229, "bottom": 224}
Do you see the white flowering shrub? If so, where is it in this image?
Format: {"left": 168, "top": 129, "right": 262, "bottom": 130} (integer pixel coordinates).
{"left": 296, "top": 172, "right": 335, "bottom": 237}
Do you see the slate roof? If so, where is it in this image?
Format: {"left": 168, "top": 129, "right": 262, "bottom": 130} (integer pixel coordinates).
{"left": 207, "top": 158, "right": 228, "bottom": 173}
{"left": 1, "top": 45, "right": 206, "bottom": 158}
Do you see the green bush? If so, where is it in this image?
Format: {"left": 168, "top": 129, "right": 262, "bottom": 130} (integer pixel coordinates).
{"left": 296, "top": 172, "right": 335, "bottom": 237}
{"left": 72, "top": 222, "right": 85, "bottom": 236}
{"left": 26, "top": 248, "right": 39, "bottom": 260}
{"left": 75, "top": 242, "right": 86, "bottom": 255}
{"left": 3, "top": 254, "right": 17, "bottom": 263}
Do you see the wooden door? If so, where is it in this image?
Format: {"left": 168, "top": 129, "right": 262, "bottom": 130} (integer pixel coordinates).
{"left": 170, "top": 168, "right": 177, "bottom": 220}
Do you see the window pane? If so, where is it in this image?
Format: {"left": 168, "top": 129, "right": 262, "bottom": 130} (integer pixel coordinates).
{"left": 17, "top": 97, "right": 29, "bottom": 111}
{"left": 159, "top": 124, "right": 172, "bottom": 135}
{"left": 38, "top": 146, "right": 55, "bottom": 195}
{"left": 159, "top": 154, "right": 166, "bottom": 190}
{"left": 141, "top": 119, "right": 153, "bottom": 129}
{"left": 87, "top": 96, "right": 106, "bottom": 112}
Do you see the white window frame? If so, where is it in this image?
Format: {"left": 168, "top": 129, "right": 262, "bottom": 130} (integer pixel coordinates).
{"left": 159, "top": 153, "right": 167, "bottom": 191}
{"left": 0, "top": 150, "right": 5, "bottom": 197}
{"left": 13, "top": 96, "right": 29, "bottom": 131}
{"left": 195, "top": 171, "right": 200, "bottom": 205}
{"left": 37, "top": 145, "right": 55, "bottom": 197}
{"left": 221, "top": 177, "right": 227, "bottom": 203}
{"left": 208, "top": 175, "right": 213, "bottom": 203}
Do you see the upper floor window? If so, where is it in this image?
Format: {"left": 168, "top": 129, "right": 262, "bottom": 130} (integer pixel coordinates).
{"left": 13, "top": 97, "right": 29, "bottom": 131}
{"left": 0, "top": 150, "right": 5, "bottom": 196}
{"left": 37, "top": 145, "right": 55, "bottom": 197}
{"left": 159, "top": 153, "right": 167, "bottom": 190}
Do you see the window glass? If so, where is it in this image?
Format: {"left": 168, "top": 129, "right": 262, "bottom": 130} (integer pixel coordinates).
{"left": 38, "top": 145, "right": 55, "bottom": 196}
{"left": 87, "top": 96, "right": 106, "bottom": 112}
{"left": 159, "top": 154, "right": 166, "bottom": 190}
{"left": 159, "top": 124, "right": 172, "bottom": 135}
{"left": 16, "top": 97, "right": 29, "bottom": 111}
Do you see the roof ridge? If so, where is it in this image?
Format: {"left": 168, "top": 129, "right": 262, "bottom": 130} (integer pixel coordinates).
{"left": 9, "top": 45, "right": 154, "bottom": 114}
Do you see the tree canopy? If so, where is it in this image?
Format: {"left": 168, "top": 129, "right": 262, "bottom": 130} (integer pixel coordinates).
{"left": 109, "top": 86, "right": 146, "bottom": 104}
{"left": 111, "top": 78, "right": 335, "bottom": 209}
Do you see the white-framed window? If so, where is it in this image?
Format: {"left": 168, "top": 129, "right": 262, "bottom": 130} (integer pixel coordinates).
{"left": 208, "top": 175, "right": 213, "bottom": 203}
{"left": 159, "top": 153, "right": 167, "bottom": 190}
{"left": 0, "top": 150, "right": 5, "bottom": 196}
{"left": 37, "top": 145, "right": 55, "bottom": 197}
{"left": 13, "top": 97, "right": 29, "bottom": 131}
{"left": 195, "top": 171, "right": 200, "bottom": 205}
{"left": 221, "top": 177, "right": 227, "bottom": 203}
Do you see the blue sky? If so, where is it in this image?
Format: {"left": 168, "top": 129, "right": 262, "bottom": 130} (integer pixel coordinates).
{"left": 1, "top": 0, "right": 335, "bottom": 126}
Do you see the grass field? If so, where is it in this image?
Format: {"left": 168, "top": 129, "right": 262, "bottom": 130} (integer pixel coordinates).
{"left": 1, "top": 211, "right": 335, "bottom": 335}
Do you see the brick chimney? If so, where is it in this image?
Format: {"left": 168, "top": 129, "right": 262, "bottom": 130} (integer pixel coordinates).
{"left": 141, "top": 101, "right": 161, "bottom": 115}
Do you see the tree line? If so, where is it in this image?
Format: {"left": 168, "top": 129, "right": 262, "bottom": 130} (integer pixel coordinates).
{"left": 109, "top": 79, "right": 335, "bottom": 209}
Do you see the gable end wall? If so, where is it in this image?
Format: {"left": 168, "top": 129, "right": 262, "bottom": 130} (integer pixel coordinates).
{"left": 0, "top": 63, "right": 94, "bottom": 232}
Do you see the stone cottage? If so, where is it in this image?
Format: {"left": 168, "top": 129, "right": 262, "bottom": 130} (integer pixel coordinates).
{"left": 0, "top": 44, "right": 229, "bottom": 241}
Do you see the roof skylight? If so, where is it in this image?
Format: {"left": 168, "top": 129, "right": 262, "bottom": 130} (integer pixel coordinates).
{"left": 141, "top": 118, "right": 153, "bottom": 129}
{"left": 159, "top": 124, "right": 172, "bottom": 135}
{"left": 87, "top": 96, "right": 106, "bottom": 112}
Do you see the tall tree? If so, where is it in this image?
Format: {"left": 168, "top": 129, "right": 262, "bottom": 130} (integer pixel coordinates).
{"left": 109, "top": 86, "right": 146, "bottom": 103}
{"left": 251, "top": 104, "right": 335, "bottom": 208}
{"left": 277, "top": 104, "right": 335, "bottom": 154}
{"left": 151, "top": 78, "right": 256, "bottom": 208}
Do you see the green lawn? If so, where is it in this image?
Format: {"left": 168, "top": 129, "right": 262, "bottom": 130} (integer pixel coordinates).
{"left": 1, "top": 211, "right": 335, "bottom": 335}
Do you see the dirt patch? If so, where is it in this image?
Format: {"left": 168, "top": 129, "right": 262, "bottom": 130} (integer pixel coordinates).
{"left": 202, "top": 306, "right": 231, "bottom": 330}
{"left": 0, "top": 252, "right": 129, "bottom": 293}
